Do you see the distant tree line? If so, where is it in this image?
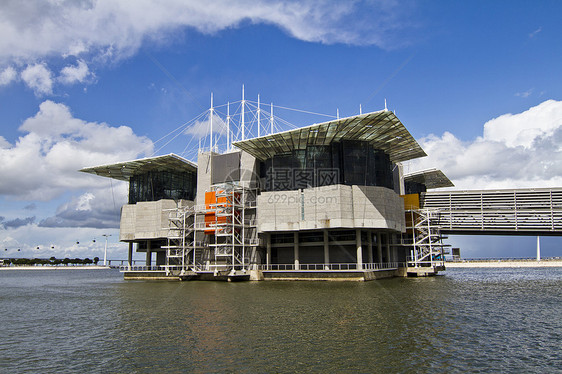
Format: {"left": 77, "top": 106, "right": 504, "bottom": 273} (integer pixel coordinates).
{"left": 2, "top": 256, "right": 100, "bottom": 266}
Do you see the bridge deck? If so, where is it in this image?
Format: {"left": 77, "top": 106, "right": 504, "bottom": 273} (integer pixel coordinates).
{"left": 421, "top": 187, "right": 562, "bottom": 235}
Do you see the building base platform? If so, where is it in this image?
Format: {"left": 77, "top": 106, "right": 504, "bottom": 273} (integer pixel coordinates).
{"left": 122, "top": 268, "right": 400, "bottom": 281}
{"left": 405, "top": 265, "right": 445, "bottom": 277}
{"left": 260, "top": 269, "right": 398, "bottom": 281}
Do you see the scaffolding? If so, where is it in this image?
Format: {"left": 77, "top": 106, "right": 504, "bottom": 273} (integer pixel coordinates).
{"left": 403, "top": 208, "right": 447, "bottom": 268}
{"left": 206, "top": 182, "right": 258, "bottom": 273}
{"left": 162, "top": 202, "right": 201, "bottom": 275}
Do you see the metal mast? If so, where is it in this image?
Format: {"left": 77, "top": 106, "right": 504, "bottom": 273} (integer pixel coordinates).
{"left": 226, "top": 102, "right": 230, "bottom": 152}
{"left": 241, "top": 85, "right": 245, "bottom": 141}
{"left": 270, "top": 103, "right": 274, "bottom": 134}
{"left": 257, "top": 94, "right": 261, "bottom": 137}
{"left": 210, "top": 93, "right": 214, "bottom": 152}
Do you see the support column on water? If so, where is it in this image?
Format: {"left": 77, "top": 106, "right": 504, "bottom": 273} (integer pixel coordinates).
{"left": 323, "top": 229, "right": 330, "bottom": 270}
{"left": 294, "top": 232, "right": 300, "bottom": 270}
{"left": 356, "top": 229, "right": 363, "bottom": 270}
{"left": 146, "top": 240, "right": 152, "bottom": 267}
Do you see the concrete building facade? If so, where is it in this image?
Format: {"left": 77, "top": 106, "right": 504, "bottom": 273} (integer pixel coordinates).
{"left": 81, "top": 109, "right": 451, "bottom": 281}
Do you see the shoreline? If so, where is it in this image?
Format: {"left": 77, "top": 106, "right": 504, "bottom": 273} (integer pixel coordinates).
{"left": 446, "top": 260, "right": 562, "bottom": 268}
{"left": 0, "top": 265, "right": 112, "bottom": 271}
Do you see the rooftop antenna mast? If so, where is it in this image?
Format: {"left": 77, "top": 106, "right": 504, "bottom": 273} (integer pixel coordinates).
{"left": 360, "top": 104, "right": 362, "bottom": 115}
{"left": 270, "top": 103, "right": 274, "bottom": 134}
{"left": 210, "top": 93, "right": 214, "bottom": 152}
{"left": 337, "top": 108, "right": 340, "bottom": 120}
{"left": 241, "top": 85, "right": 245, "bottom": 141}
{"left": 227, "top": 101, "right": 231, "bottom": 152}
{"left": 257, "top": 94, "right": 261, "bottom": 137}
{"left": 384, "top": 98, "right": 388, "bottom": 111}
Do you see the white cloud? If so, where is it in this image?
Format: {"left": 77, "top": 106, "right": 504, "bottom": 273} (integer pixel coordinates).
{"left": 1, "top": 225, "right": 127, "bottom": 260}
{"left": 0, "top": 100, "right": 154, "bottom": 200}
{"left": 59, "top": 59, "right": 93, "bottom": 84}
{"left": 407, "top": 100, "right": 562, "bottom": 190}
{"left": 483, "top": 99, "right": 562, "bottom": 148}
{"left": 515, "top": 88, "right": 533, "bottom": 98}
{"left": 39, "top": 184, "right": 127, "bottom": 229}
{"left": 0, "top": 136, "right": 10, "bottom": 149}
{"left": 0, "top": 66, "right": 17, "bottom": 86}
{"left": 0, "top": 0, "right": 406, "bottom": 65}
{"left": 185, "top": 113, "right": 228, "bottom": 138}
{"left": 20, "top": 63, "right": 53, "bottom": 96}
{"left": 529, "top": 27, "right": 542, "bottom": 38}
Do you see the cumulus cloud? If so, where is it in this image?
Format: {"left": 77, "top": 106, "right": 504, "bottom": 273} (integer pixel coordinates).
{"left": 0, "top": 0, "right": 407, "bottom": 65}
{"left": 1, "top": 225, "right": 127, "bottom": 260}
{"left": 39, "top": 183, "right": 126, "bottom": 229}
{"left": 407, "top": 100, "right": 562, "bottom": 190}
{"left": 185, "top": 113, "right": 228, "bottom": 139}
{"left": 0, "top": 100, "right": 153, "bottom": 200}
{"left": 0, "top": 216, "right": 36, "bottom": 229}
{"left": 0, "top": 136, "right": 10, "bottom": 149}
{"left": 59, "top": 59, "right": 93, "bottom": 84}
{"left": 0, "top": 66, "right": 17, "bottom": 86}
{"left": 20, "top": 63, "right": 53, "bottom": 95}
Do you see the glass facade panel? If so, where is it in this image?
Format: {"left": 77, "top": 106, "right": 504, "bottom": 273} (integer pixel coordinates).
{"left": 129, "top": 170, "right": 196, "bottom": 204}
{"left": 260, "top": 140, "right": 394, "bottom": 191}
{"left": 404, "top": 181, "right": 427, "bottom": 195}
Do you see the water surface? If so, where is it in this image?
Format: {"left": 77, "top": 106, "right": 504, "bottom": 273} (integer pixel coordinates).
{"left": 1, "top": 268, "right": 560, "bottom": 373}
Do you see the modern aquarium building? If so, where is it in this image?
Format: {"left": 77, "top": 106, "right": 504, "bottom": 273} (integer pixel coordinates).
{"left": 81, "top": 103, "right": 453, "bottom": 281}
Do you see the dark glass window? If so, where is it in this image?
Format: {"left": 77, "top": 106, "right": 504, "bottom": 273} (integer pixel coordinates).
{"left": 260, "top": 140, "right": 394, "bottom": 191}
{"left": 129, "top": 170, "right": 196, "bottom": 204}
{"left": 404, "top": 181, "right": 427, "bottom": 195}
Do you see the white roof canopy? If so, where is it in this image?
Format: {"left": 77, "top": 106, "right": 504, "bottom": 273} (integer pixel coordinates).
{"left": 233, "top": 110, "right": 426, "bottom": 162}
{"left": 80, "top": 153, "right": 197, "bottom": 181}
{"left": 404, "top": 168, "right": 454, "bottom": 189}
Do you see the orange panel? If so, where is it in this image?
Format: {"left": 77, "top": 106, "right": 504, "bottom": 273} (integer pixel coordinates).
{"left": 205, "top": 191, "right": 216, "bottom": 209}
{"left": 401, "top": 193, "right": 420, "bottom": 210}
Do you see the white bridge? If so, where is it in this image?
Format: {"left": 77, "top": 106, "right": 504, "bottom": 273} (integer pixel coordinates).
{"left": 421, "top": 187, "right": 562, "bottom": 235}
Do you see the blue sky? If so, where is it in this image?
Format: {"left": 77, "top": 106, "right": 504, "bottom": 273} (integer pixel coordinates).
{"left": 1, "top": 0, "right": 561, "bottom": 260}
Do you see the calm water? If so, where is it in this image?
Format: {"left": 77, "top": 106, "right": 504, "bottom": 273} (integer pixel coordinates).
{"left": 0, "top": 268, "right": 560, "bottom": 373}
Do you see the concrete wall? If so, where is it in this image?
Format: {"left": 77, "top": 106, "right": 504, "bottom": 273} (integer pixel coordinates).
{"left": 120, "top": 199, "right": 193, "bottom": 241}
{"left": 240, "top": 151, "right": 258, "bottom": 188}
{"left": 196, "top": 151, "right": 214, "bottom": 207}
{"left": 257, "top": 184, "right": 405, "bottom": 232}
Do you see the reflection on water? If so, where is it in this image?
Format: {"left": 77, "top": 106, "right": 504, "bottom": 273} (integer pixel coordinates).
{"left": 0, "top": 268, "right": 560, "bottom": 373}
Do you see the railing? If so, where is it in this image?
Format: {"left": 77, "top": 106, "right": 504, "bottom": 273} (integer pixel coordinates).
{"left": 257, "top": 262, "right": 401, "bottom": 271}
{"left": 120, "top": 265, "right": 166, "bottom": 272}
{"left": 406, "top": 259, "right": 445, "bottom": 267}
{"left": 121, "top": 262, "right": 405, "bottom": 272}
{"left": 120, "top": 264, "right": 205, "bottom": 272}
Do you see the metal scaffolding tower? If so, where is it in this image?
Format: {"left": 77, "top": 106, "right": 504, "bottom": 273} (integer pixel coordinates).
{"left": 207, "top": 182, "right": 258, "bottom": 274}
{"left": 162, "top": 203, "right": 201, "bottom": 275}
{"left": 403, "top": 208, "right": 447, "bottom": 268}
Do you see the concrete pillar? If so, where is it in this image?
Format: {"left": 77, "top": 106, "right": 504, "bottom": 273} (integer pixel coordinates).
{"left": 377, "top": 233, "right": 383, "bottom": 264}
{"left": 367, "top": 231, "right": 374, "bottom": 265}
{"left": 127, "top": 242, "right": 133, "bottom": 270}
{"left": 356, "top": 229, "right": 363, "bottom": 270}
{"left": 146, "top": 240, "right": 152, "bottom": 268}
{"left": 156, "top": 251, "right": 166, "bottom": 266}
{"left": 294, "top": 232, "right": 300, "bottom": 270}
{"left": 385, "top": 234, "right": 391, "bottom": 264}
{"left": 323, "top": 229, "right": 330, "bottom": 270}
{"left": 266, "top": 233, "right": 271, "bottom": 269}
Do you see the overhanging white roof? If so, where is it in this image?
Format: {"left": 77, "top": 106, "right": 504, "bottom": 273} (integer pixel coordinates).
{"left": 404, "top": 168, "right": 454, "bottom": 189}
{"left": 80, "top": 153, "right": 197, "bottom": 181}
{"left": 233, "top": 110, "right": 426, "bottom": 162}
